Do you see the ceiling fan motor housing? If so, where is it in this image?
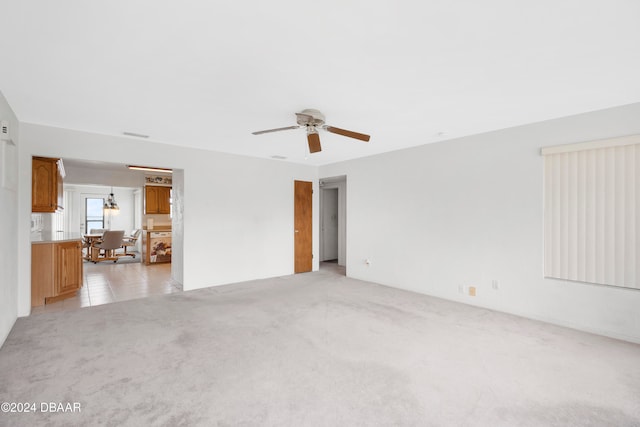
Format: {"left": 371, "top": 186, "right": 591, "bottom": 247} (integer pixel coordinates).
{"left": 296, "top": 109, "right": 325, "bottom": 126}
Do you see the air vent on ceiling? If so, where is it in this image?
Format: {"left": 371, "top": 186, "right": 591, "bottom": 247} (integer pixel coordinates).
{"left": 0, "top": 121, "right": 9, "bottom": 140}
{"left": 123, "top": 131, "right": 149, "bottom": 139}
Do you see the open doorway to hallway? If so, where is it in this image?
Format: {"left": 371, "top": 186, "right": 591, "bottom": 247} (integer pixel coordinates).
{"left": 319, "top": 175, "right": 346, "bottom": 274}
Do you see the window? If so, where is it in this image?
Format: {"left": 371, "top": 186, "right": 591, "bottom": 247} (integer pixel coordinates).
{"left": 85, "top": 198, "right": 105, "bottom": 233}
{"left": 542, "top": 135, "right": 639, "bottom": 289}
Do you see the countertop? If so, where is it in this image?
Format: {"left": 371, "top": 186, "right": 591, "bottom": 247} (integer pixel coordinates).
{"left": 31, "top": 231, "right": 83, "bottom": 244}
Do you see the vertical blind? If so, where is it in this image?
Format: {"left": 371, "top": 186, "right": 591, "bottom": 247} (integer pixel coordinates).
{"left": 542, "top": 135, "right": 639, "bottom": 289}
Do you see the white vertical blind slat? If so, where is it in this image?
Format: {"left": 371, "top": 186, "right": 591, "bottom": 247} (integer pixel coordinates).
{"left": 560, "top": 153, "right": 569, "bottom": 281}
{"left": 568, "top": 152, "right": 578, "bottom": 280}
{"left": 614, "top": 146, "right": 625, "bottom": 286}
{"left": 577, "top": 150, "right": 587, "bottom": 283}
{"left": 585, "top": 150, "right": 596, "bottom": 282}
{"left": 627, "top": 145, "right": 640, "bottom": 288}
{"left": 552, "top": 155, "right": 562, "bottom": 278}
{"left": 595, "top": 151, "right": 606, "bottom": 285}
{"left": 604, "top": 148, "right": 616, "bottom": 286}
{"left": 544, "top": 155, "right": 554, "bottom": 277}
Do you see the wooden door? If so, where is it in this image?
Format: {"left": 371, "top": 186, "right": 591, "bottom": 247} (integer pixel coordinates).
{"left": 294, "top": 180, "right": 313, "bottom": 273}
{"left": 55, "top": 241, "right": 83, "bottom": 295}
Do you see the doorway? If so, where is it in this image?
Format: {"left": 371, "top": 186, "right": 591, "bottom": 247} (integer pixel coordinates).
{"left": 30, "top": 157, "right": 184, "bottom": 313}
{"left": 319, "top": 175, "right": 346, "bottom": 268}
{"left": 321, "top": 188, "right": 339, "bottom": 261}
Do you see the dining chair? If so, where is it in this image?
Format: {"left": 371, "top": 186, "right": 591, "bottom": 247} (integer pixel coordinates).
{"left": 91, "top": 230, "right": 125, "bottom": 263}
{"left": 120, "top": 229, "right": 142, "bottom": 258}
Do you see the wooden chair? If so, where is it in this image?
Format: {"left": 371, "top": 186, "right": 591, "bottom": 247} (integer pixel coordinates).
{"left": 91, "top": 230, "right": 125, "bottom": 263}
{"left": 120, "top": 229, "right": 141, "bottom": 258}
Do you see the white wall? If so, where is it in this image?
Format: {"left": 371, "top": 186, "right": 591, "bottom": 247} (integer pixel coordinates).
{"left": 64, "top": 162, "right": 146, "bottom": 188}
{"left": 16, "top": 123, "right": 318, "bottom": 318}
{"left": 0, "top": 91, "right": 19, "bottom": 346}
{"left": 171, "top": 169, "right": 184, "bottom": 285}
{"left": 320, "top": 102, "right": 640, "bottom": 343}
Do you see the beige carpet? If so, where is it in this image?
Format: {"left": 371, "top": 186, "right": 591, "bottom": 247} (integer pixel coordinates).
{"left": 1, "top": 265, "right": 639, "bottom": 426}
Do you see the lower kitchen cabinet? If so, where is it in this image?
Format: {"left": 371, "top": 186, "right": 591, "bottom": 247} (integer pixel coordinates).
{"left": 31, "top": 240, "right": 83, "bottom": 307}
{"left": 141, "top": 230, "right": 172, "bottom": 265}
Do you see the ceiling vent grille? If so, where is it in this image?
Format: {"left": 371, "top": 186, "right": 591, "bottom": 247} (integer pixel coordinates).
{"left": 0, "top": 121, "right": 8, "bottom": 140}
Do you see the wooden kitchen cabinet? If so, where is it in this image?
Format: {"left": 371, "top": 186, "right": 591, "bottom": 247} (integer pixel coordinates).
{"left": 31, "top": 240, "right": 83, "bottom": 307}
{"left": 56, "top": 241, "right": 83, "bottom": 295}
{"left": 32, "top": 156, "right": 64, "bottom": 212}
{"left": 142, "top": 230, "right": 172, "bottom": 265}
{"left": 145, "top": 186, "right": 171, "bottom": 214}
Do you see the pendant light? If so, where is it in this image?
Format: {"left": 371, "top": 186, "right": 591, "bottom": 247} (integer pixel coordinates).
{"left": 103, "top": 188, "right": 120, "bottom": 215}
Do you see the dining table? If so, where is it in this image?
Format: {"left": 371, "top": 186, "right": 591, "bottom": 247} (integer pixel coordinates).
{"left": 82, "top": 233, "right": 104, "bottom": 261}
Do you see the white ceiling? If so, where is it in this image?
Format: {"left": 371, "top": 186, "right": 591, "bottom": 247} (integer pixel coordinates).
{"left": 1, "top": 1, "right": 639, "bottom": 165}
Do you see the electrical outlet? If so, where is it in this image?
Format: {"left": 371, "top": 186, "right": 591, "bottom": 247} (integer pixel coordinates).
{"left": 469, "top": 286, "right": 476, "bottom": 296}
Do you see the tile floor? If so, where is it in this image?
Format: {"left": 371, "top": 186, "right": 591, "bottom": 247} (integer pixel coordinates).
{"left": 31, "top": 260, "right": 182, "bottom": 315}
{"left": 31, "top": 260, "right": 343, "bottom": 315}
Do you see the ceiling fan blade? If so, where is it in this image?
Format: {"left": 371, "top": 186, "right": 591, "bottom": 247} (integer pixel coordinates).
{"left": 252, "top": 125, "right": 300, "bottom": 135}
{"left": 324, "top": 126, "right": 370, "bottom": 142}
{"left": 307, "top": 133, "right": 322, "bottom": 153}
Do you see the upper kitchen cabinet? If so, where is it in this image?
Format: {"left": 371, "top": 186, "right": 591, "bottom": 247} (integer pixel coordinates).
{"left": 32, "top": 156, "right": 65, "bottom": 212}
{"left": 145, "top": 186, "right": 171, "bottom": 214}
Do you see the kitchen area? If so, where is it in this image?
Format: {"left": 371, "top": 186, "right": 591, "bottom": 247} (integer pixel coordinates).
{"left": 141, "top": 179, "right": 173, "bottom": 265}
{"left": 30, "top": 157, "right": 180, "bottom": 310}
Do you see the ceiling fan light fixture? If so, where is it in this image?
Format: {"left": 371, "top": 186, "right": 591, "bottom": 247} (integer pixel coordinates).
{"left": 296, "top": 109, "right": 325, "bottom": 126}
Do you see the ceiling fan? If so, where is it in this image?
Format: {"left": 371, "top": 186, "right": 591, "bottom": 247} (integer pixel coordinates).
{"left": 252, "top": 109, "right": 370, "bottom": 153}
